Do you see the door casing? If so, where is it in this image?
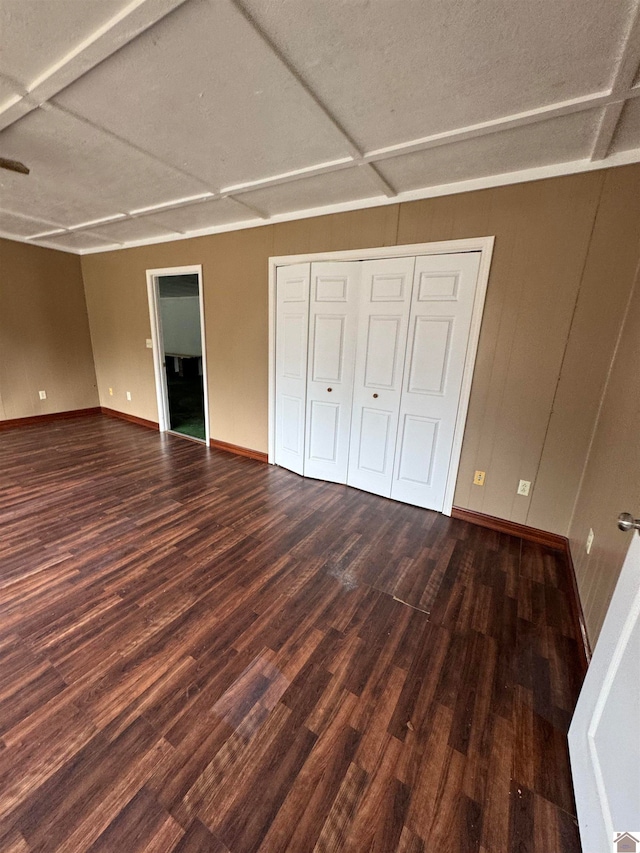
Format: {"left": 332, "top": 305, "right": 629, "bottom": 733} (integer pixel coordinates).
{"left": 268, "top": 237, "right": 495, "bottom": 516}
{"left": 146, "top": 264, "right": 210, "bottom": 444}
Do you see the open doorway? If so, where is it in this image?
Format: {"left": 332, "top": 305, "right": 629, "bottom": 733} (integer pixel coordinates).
{"left": 147, "top": 265, "right": 209, "bottom": 444}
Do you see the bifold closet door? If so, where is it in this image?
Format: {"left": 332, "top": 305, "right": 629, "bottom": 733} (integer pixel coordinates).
{"left": 346, "top": 257, "right": 416, "bottom": 498}
{"left": 391, "top": 251, "right": 482, "bottom": 511}
{"left": 274, "top": 263, "right": 310, "bottom": 475}
{"left": 303, "top": 262, "right": 360, "bottom": 483}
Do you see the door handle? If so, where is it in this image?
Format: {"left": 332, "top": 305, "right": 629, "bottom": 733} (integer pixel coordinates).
{"left": 618, "top": 512, "right": 640, "bottom": 532}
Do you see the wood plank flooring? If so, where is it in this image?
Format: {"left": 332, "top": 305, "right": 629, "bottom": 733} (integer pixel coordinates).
{"left": 0, "top": 415, "right": 584, "bottom": 852}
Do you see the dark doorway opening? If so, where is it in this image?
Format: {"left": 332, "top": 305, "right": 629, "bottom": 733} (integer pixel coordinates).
{"left": 158, "top": 273, "right": 206, "bottom": 442}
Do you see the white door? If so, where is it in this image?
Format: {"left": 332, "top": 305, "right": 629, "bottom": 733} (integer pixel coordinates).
{"left": 391, "top": 252, "right": 482, "bottom": 511}
{"left": 569, "top": 530, "right": 640, "bottom": 853}
{"left": 274, "top": 263, "right": 310, "bottom": 475}
{"left": 304, "top": 262, "right": 361, "bottom": 483}
{"left": 347, "top": 257, "right": 416, "bottom": 498}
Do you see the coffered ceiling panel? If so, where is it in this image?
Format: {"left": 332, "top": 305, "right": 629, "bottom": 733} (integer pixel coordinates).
{"left": 239, "top": 0, "right": 637, "bottom": 152}
{"left": 610, "top": 97, "right": 640, "bottom": 153}
{"left": 0, "top": 210, "right": 64, "bottom": 239}
{"left": 376, "top": 111, "right": 602, "bottom": 193}
{"left": 237, "top": 166, "right": 382, "bottom": 216}
{"left": 0, "top": 105, "right": 207, "bottom": 224}
{"left": 0, "top": 167, "right": 116, "bottom": 227}
{"left": 88, "top": 217, "right": 181, "bottom": 244}
{"left": 40, "top": 230, "right": 120, "bottom": 251}
{"left": 54, "top": 0, "right": 352, "bottom": 188}
{"left": 1, "top": 0, "right": 639, "bottom": 253}
{"left": 0, "top": 0, "right": 130, "bottom": 85}
{"left": 143, "top": 197, "right": 257, "bottom": 232}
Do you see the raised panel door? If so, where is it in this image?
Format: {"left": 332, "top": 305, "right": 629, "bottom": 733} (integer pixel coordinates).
{"left": 391, "top": 252, "right": 481, "bottom": 510}
{"left": 274, "top": 263, "right": 310, "bottom": 475}
{"left": 347, "top": 257, "right": 415, "bottom": 497}
{"left": 304, "top": 262, "right": 360, "bottom": 483}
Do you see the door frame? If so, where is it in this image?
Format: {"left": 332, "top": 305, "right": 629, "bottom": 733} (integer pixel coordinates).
{"left": 268, "top": 236, "right": 495, "bottom": 516}
{"left": 146, "top": 264, "right": 210, "bottom": 444}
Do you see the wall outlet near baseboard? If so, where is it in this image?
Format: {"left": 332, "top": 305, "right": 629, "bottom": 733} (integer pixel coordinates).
{"left": 126, "top": 391, "right": 132, "bottom": 401}
{"left": 517, "top": 479, "right": 531, "bottom": 496}
{"left": 38, "top": 390, "right": 47, "bottom": 400}
{"left": 586, "top": 528, "right": 594, "bottom": 554}
{"left": 146, "top": 338, "right": 153, "bottom": 349}
{"left": 109, "top": 387, "right": 113, "bottom": 396}
{"left": 473, "top": 470, "right": 485, "bottom": 486}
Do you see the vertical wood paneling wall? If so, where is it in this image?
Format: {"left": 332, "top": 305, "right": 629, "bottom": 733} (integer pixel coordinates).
{"left": 568, "top": 278, "right": 640, "bottom": 643}
{"left": 0, "top": 238, "right": 98, "bottom": 420}
{"left": 48, "top": 163, "right": 640, "bottom": 644}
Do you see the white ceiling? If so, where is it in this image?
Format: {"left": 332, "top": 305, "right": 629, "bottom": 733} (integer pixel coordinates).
{"left": 1, "top": 0, "right": 640, "bottom": 255}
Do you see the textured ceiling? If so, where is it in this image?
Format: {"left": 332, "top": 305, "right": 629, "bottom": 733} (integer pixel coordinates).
{"left": 1, "top": 0, "right": 640, "bottom": 254}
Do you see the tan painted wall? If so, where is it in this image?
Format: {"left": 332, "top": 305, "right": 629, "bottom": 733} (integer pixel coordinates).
{"left": 0, "top": 238, "right": 98, "bottom": 419}
{"left": 568, "top": 274, "right": 640, "bottom": 645}
{"left": 80, "top": 166, "right": 640, "bottom": 558}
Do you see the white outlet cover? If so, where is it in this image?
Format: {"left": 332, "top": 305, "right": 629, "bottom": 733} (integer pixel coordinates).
{"left": 38, "top": 390, "right": 46, "bottom": 400}
{"left": 146, "top": 339, "right": 153, "bottom": 348}
{"left": 517, "top": 479, "right": 531, "bottom": 496}
{"left": 126, "top": 391, "right": 132, "bottom": 401}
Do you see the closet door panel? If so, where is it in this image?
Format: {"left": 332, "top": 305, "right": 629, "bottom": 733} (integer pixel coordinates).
{"left": 304, "top": 262, "right": 360, "bottom": 483}
{"left": 391, "top": 252, "right": 482, "bottom": 510}
{"left": 274, "top": 263, "right": 310, "bottom": 475}
{"left": 357, "top": 407, "right": 393, "bottom": 473}
{"left": 347, "top": 257, "right": 416, "bottom": 497}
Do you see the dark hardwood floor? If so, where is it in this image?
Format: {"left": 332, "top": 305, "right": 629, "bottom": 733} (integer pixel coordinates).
{"left": 0, "top": 415, "right": 584, "bottom": 852}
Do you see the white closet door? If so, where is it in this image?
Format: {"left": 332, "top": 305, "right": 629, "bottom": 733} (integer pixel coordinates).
{"left": 304, "top": 262, "right": 360, "bottom": 483}
{"left": 347, "top": 257, "right": 416, "bottom": 497}
{"left": 274, "top": 263, "right": 310, "bottom": 475}
{"left": 391, "top": 252, "right": 481, "bottom": 510}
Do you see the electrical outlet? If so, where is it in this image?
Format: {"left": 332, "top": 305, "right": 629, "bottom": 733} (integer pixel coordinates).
{"left": 586, "top": 528, "right": 594, "bottom": 555}
{"left": 108, "top": 387, "right": 113, "bottom": 396}
{"left": 146, "top": 339, "right": 153, "bottom": 349}
{"left": 517, "top": 479, "right": 531, "bottom": 496}
{"left": 38, "top": 390, "right": 46, "bottom": 400}
{"left": 473, "top": 470, "right": 486, "bottom": 486}
{"left": 126, "top": 391, "right": 132, "bottom": 401}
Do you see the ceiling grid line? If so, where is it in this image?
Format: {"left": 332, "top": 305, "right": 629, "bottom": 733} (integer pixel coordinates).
{"left": 365, "top": 92, "right": 617, "bottom": 164}
{"left": 591, "top": 102, "right": 627, "bottom": 161}
{"left": 590, "top": 1, "right": 640, "bottom": 160}
{"left": 608, "top": 1, "right": 640, "bottom": 95}
{"left": 0, "top": 0, "right": 192, "bottom": 132}
{"left": 46, "top": 102, "right": 220, "bottom": 195}
{"left": 2, "top": 0, "right": 640, "bottom": 252}
{"left": 229, "top": 0, "right": 364, "bottom": 162}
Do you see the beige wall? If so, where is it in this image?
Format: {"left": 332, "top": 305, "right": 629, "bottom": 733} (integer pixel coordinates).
{"left": 0, "top": 163, "right": 634, "bottom": 647}
{"left": 0, "top": 238, "right": 98, "bottom": 419}
{"left": 568, "top": 274, "right": 640, "bottom": 644}
{"left": 80, "top": 167, "right": 640, "bottom": 562}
